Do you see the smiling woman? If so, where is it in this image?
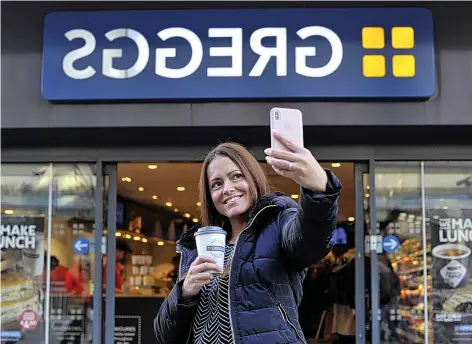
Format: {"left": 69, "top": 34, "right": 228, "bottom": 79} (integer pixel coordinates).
{"left": 200, "top": 143, "right": 272, "bottom": 239}
{"left": 154, "top": 140, "right": 342, "bottom": 344}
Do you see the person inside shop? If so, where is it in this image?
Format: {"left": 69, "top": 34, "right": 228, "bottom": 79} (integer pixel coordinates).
{"left": 379, "top": 209, "right": 401, "bottom": 237}
{"left": 103, "top": 239, "right": 132, "bottom": 293}
{"left": 298, "top": 216, "right": 353, "bottom": 342}
{"left": 65, "top": 255, "right": 91, "bottom": 296}
{"left": 379, "top": 253, "right": 401, "bottom": 342}
{"left": 154, "top": 133, "right": 342, "bottom": 344}
{"left": 43, "top": 254, "right": 69, "bottom": 294}
{"left": 49, "top": 256, "right": 68, "bottom": 280}
{"left": 298, "top": 259, "right": 333, "bottom": 341}
{"left": 325, "top": 226, "right": 401, "bottom": 344}
{"left": 324, "top": 221, "right": 357, "bottom": 344}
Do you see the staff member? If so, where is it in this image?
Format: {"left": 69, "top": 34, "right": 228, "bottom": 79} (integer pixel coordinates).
{"left": 103, "top": 240, "right": 132, "bottom": 293}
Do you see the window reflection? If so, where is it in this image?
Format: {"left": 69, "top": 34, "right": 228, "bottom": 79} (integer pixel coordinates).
{"left": 1, "top": 164, "right": 50, "bottom": 343}
{"left": 1, "top": 163, "right": 96, "bottom": 344}
{"left": 426, "top": 162, "right": 472, "bottom": 344}
{"left": 49, "top": 164, "right": 96, "bottom": 344}
{"left": 375, "top": 161, "right": 472, "bottom": 344}
{"left": 375, "top": 162, "right": 426, "bottom": 344}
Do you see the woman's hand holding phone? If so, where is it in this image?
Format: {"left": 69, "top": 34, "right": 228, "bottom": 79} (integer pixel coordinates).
{"left": 181, "top": 256, "right": 222, "bottom": 300}
{"left": 264, "top": 131, "right": 328, "bottom": 193}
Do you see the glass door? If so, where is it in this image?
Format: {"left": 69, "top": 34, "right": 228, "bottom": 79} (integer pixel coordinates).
{"left": 354, "top": 162, "right": 372, "bottom": 344}
{"left": 371, "top": 162, "right": 427, "bottom": 344}
{"left": 87, "top": 162, "right": 118, "bottom": 344}
{"left": 357, "top": 161, "right": 403, "bottom": 344}
{"left": 100, "top": 164, "right": 118, "bottom": 344}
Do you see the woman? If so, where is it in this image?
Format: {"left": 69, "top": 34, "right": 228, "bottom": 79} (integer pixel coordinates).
{"left": 154, "top": 131, "right": 342, "bottom": 344}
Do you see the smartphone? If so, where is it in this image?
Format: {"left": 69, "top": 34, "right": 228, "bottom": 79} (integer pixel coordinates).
{"left": 270, "top": 107, "right": 304, "bottom": 151}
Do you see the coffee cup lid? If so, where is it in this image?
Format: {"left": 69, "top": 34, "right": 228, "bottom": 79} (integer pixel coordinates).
{"left": 194, "top": 226, "right": 226, "bottom": 237}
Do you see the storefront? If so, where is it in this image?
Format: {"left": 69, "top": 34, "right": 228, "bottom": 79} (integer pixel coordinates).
{"left": 1, "top": 2, "right": 472, "bottom": 344}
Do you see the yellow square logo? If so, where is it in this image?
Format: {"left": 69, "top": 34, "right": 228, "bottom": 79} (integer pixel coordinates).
{"left": 362, "top": 27, "right": 385, "bottom": 49}
{"left": 363, "top": 55, "right": 386, "bottom": 77}
{"left": 392, "top": 55, "right": 416, "bottom": 77}
{"left": 392, "top": 27, "right": 415, "bottom": 49}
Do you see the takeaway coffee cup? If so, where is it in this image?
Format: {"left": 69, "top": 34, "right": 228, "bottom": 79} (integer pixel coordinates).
{"left": 194, "top": 226, "right": 227, "bottom": 275}
{"left": 432, "top": 243, "right": 471, "bottom": 289}
{"left": 22, "top": 232, "right": 44, "bottom": 276}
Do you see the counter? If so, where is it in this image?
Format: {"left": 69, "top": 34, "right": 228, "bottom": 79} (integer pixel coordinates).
{"left": 45, "top": 294, "right": 166, "bottom": 344}
{"left": 112, "top": 296, "right": 165, "bottom": 344}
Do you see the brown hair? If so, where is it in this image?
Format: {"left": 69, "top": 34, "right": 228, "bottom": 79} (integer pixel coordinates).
{"left": 198, "top": 142, "right": 272, "bottom": 228}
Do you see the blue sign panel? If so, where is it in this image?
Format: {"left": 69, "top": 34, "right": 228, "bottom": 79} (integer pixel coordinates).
{"left": 73, "top": 237, "right": 90, "bottom": 255}
{"left": 0, "top": 331, "right": 22, "bottom": 340}
{"left": 41, "top": 8, "right": 435, "bottom": 101}
{"left": 382, "top": 235, "right": 400, "bottom": 254}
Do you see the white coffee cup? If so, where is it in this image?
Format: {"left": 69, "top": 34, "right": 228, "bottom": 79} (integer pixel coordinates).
{"left": 194, "top": 226, "right": 227, "bottom": 275}
{"left": 22, "top": 232, "right": 44, "bottom": 276}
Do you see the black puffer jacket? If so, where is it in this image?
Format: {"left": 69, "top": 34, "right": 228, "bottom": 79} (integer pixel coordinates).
{"left": 154, "top": 170, "right": 342, "bottom": 344}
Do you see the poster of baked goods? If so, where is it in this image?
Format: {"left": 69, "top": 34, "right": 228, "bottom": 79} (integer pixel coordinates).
{"left": 431, "top": 216, "right": 472, "bottom": 344}
{"left": 1, "top": 216, "right": 45, "bottom": 342}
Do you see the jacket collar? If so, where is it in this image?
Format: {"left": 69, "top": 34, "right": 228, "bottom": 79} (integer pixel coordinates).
{"left": 177, "top": 192, "right": 297, "bottom": 250}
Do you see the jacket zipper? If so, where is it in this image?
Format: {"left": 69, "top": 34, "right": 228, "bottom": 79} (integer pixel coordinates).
{"left": 176, "top": 245, "right": 185, "bottom": 282}
{"left": 228, "top": 205, "right": 277, "bottom": 344}
{"left": 277, "top": 303, "right": 307, "bottom": 344}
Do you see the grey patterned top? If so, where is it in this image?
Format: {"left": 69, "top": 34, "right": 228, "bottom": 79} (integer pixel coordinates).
{"left": 192, "top": 244, "right": 235, "bottom": 344}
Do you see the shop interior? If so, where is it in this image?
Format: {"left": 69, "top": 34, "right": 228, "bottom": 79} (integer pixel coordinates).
{"left": 3, "top": 161, "right": 471, "bottom": 343}
{"left": 112, "top": 162, "right": 355, "bottom": 299}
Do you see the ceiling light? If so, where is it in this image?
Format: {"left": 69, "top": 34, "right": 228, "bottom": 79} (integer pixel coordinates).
{"left": 331, "top": 163, "right": 341, "bottom": 168}
{"left": 365, "top": 193, "right": 370, "bottom": 198}
{"left": 291, "top": 194, "right": 299, "bottom": 199}
{"left": 165, "top": 202, "right": 172, "bottom": 207}
{"left": 443, "top": 205, "right": 449, "bottom": 210}
{"left": 177, "top": 186, "right": 185, "bottom": 192}
{"left": 192, "top": 218, "right": 199, "bottom": 223}
{"left": 148, "top": 164, "right": 158, "bottom": 169}
{"left": 174, "top": 208, "right": 179, "bottom": 212}
{"left": 142, "top": 238, "right": 148, "bottom": 243}
{"left": 366, "top": 185, "right": 370, "bottom": 190}
{"left": 196, "top": 202, "right": 201, "bottom": 206}
{"left": 4, "top": 209, "right": 14, "bottom": 215}
{"left": 124, "top": 234, "right": 131, "bottom": 239}
{"left": 138, "top": 187, "right": 144, "bottom": 191}
{"left": 348, "top": 217, "right": 355, "bottom": 222}
{"left": 157, "top": 241, "right": 164, "bottom": 246}
{"left": 121, "top": 177, "right": 132, "bottom": 182}
{"left": 152, "top": 195, "right": 158, "bottom": 200}
{"left": 133, "top": 236, "right": 141, "bottom": 241}
{"left": 183, "top": 213, "right": 191, "bottom": 218}
{"left": 115, "top": 232, "right": 122, "bottom": 237}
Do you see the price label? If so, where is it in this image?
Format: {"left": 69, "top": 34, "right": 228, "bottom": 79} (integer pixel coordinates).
{"left": 19, "top": 310, "right": 40, "bottom": 331}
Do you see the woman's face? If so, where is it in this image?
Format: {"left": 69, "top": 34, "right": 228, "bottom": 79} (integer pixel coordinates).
{"left": 207, "top": 156, "right": 252, "bottom": 221}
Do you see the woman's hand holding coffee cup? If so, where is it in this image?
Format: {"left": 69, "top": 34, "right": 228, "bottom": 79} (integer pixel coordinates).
{"left": 264, "top": 131, "right": 328, "bottom": 193}
{"left": 182, "top": 256, "right": 222, "bottom": 299}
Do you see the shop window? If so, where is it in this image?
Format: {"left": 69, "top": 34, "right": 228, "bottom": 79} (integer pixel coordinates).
{"left": 1, "top": 164, "right": 50, "bottom": 343}
{"left": 375, "top": 161, "right": 472, "bottom": 344}
{"left": 375, "top": 162, "right": 426, "bottom": 343}
{"left": 425, "top": 162, "right": 472, "bottom": 344}
{"left": 1, "top": 163, "right": 97, "bottom": 344}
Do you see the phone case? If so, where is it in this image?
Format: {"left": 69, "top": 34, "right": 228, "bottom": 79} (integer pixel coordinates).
{"left": 270, "top": 108, "right": 304, "bottom": 151}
